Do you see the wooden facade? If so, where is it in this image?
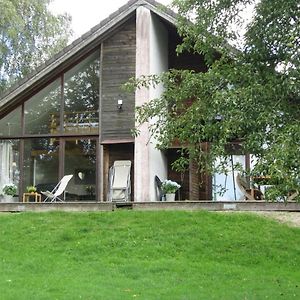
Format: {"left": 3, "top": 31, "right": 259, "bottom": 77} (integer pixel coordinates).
{"left": 167, "top": 149, "right": 189, "bottom": 200}
{"left": 101, "top": 18, "right": 136, "bottom": 142}
{"left": 165, "top": 23, "right": 211, "bottom": 200}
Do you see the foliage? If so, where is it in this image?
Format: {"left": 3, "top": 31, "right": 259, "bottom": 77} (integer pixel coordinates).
{"left": 26, "top": 186, "right": 36, "bottom": 193}
{"left": 129, "top": 0, "right": 300, "bottom": 200}
{"left": 161, "top": 179, "right": 181, "bottom": 194}
{"left": 2, "top": 183, "right": 17, "bottom": 196}
{"left": 0, "top": 211, "right": 300, "bottom": 298}
{"left": 0, "top": 0, "right": 72, "bottom": 94}
{"left": 85, "top": 185, "right": 95, "bottom": 195}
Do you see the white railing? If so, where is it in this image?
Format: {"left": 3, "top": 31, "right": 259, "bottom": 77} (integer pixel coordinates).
{"left": 50, "top": 111, "right": 99, "bottom": 133}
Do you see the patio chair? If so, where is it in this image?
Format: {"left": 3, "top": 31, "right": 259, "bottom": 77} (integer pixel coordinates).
{"left": 108, "top": 160, "right": 131, "bottom": 202}
{"left": 155, "top": 175, "right": 164, "bottom": 201}
{"left": 287, "top": 191, "right": 299, "bottom": 201}
{"left": 236, "top": 173, "right": 263, "bottom": 201}
{"left": 41, "top": 175, "right": 73, "bottom": 202}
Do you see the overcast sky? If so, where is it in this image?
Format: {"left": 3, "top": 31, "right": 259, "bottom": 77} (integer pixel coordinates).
{"left": 49, "top": 0, "right": 172, "bottom": 40}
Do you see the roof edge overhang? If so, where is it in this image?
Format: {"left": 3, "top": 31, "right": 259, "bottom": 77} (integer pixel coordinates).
{"left": 0, "top": 0, "right": 177, "bottom": 116}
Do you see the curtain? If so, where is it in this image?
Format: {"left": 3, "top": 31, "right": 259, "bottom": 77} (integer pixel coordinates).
{"left": 0, "top": 141, "right": 13, "bottom": 191}
{"left": 213, "top": 155, "right": 246, "bottom": 201}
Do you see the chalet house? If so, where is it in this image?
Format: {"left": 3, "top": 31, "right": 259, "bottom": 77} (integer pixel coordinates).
{"left": 0, "top": 0, "right": 240, "bottom": 202}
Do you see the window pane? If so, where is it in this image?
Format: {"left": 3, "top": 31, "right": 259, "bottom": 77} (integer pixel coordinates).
{"left": 64, "top": 51, "right": 100, "bottom": 134}
{"left": 0, "top": 107, "right": 21, "bottom": 137}
{"left": 23, "top": 138, "right": 59, "bottom": 196}
{"left": 64, "top": 139, "right": 97, "bottom": 201}
{"left": 24, "top": 79, "right": 61, "bottom": 134}
{"left": 0, "top": 140, "right": 20, "bottom": 196}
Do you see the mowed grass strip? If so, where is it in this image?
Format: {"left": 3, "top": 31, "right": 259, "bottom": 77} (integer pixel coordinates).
{"left": 0, "top": 211, "right": 300, "bottom": 299}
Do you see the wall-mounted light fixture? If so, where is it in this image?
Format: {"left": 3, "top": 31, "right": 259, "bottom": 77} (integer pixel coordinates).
{"left": 117, "top": 99, "right": 123, "bottom": 110}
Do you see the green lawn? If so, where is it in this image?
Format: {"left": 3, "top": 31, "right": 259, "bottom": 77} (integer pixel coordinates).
{"left": 0, "top": 211, "right": 300, "bottom": 299}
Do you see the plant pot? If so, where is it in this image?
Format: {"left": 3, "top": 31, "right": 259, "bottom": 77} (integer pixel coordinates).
{"left": 0, "top": 195, "right": 18, "bottom": 203}
{"left": 165, "top": 193, "right": 175, "bottom": 201}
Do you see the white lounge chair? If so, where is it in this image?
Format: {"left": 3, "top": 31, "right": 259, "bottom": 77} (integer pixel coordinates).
{"left": 41, "top": 175, "right": 73, "bottom": 202}
{"left": 108, "top": 161, "right": 131, "bottom": 202}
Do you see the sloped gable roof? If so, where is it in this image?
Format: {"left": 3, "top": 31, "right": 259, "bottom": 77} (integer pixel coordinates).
{"left": 0, "top": 0, "right": 177, "bottom": 115}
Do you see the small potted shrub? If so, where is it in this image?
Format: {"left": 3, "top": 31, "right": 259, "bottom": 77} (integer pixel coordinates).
{"left": 161, "top": 180, "right": 181, "bottom": 201}
{"left": 26, "top": 186, "right": 37, "bottom": 193}
{"left": 85, "top": 185, "right": 95, "bottom": 196}
{"left": 1, "top": 183, "right": 17, "bottom": 202}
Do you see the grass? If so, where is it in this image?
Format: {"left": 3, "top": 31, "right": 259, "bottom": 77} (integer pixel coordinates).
{"left": 0, "top": 211, "right": 300, "bottom": 299}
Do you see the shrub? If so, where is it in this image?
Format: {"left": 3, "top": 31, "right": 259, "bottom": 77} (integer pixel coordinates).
{"left": 2, "top": 184, "right": 17, "bottom": 196}
{"left": 161, "top": 180, "right": 181, "bottom": 194}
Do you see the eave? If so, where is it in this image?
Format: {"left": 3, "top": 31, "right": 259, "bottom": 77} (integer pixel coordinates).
{"left": 0, "top": 0, "right": 177, "bottom": 117}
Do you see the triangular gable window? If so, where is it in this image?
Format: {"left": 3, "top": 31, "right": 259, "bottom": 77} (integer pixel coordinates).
{"left": 1, "top": 49, "right": 100, "bottom": 138}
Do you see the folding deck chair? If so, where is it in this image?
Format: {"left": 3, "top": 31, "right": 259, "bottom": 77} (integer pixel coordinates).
{"left": 108, "top": 160, "right": 131, "bottom": 202}
{"left": 155, "top": 175, "right": 164, "bottom": 201}
{"left": 41, "top": 175, "right": 73, "bottom": 202}
{"left": 236, "top": 173, "right": 263, "bottom": 201}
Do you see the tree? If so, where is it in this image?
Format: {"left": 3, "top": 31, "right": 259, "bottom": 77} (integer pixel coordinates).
{"left": 0, "top": 0, "right": 72, "bottom": 93}
{"left": 130, "top": 0, "right": 300, "bottom": 200}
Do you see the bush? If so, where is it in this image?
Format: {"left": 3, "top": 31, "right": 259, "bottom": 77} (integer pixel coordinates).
{"left": 26, "top": 186, "right": 37, "bottom": 193}
{"left": 2, "top": 184, "right": 17, "bottom": 196}
{"left": 161, "top": 180, "right": 181, "bottom": 194}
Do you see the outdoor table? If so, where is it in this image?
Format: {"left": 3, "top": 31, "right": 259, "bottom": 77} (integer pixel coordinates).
{"left": 22, "top": 192, "right": 42, "bottom": 203}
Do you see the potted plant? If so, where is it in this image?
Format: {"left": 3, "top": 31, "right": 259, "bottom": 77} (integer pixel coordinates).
{"left": 85, "top": 185, "right": 95, "bottom": 196}
{"left": 26, "top": 186, "right": 37, "bottom": 193}
{"left": 161, "top": 180, "right": 181, "bottom": 201}
{"left": 1, "top": 183, "right": 18, "bottom": 203}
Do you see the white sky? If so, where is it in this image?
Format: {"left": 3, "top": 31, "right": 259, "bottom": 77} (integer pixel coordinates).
{"left": 49, "top": 0, "right": 172, "bottom": 41}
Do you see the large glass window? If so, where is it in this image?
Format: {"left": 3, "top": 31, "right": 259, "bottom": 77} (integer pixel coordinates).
{"left": 23, "top": 138, "right": 59, "bottom": 195}
{"left": 64, "top": 139, "right": 97, "bottom": 201}
{"left": 1, "top": 50, "right": 101, "bottom": 202}
{"left": 4, "top": 50, "right": 100, "bottom": 137}
{"left": 0, "top": 108, "right": 22, "bottom": 137}
{"left": 24, "top": 79, "right": 61, "bottom": 135}
{"left": 64, "top": 51, "right": 100, "bottom": 134}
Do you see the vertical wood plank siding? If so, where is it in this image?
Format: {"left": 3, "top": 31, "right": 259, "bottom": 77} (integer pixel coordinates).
{"left": 101, "top": 18, "right": 136, "bottom": 141}
{"left": 198, "top": 142, "right": 212, "bottom": 200}
{"left": 167, "top": 149, "right": 190, "bottom": 200}
{"left": 189, "top": 160, "right": 200, "bottom": 200}
{"left": 167, "top": 28, "right": 211, "bottom": 199}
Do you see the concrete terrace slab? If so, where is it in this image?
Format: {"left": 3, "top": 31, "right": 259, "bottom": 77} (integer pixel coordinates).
{"left": 0, "top": 202, "right": 115, "bottom": 212}
{"left": 131, "top": 201, "right": 300, "bottom": 211}
{"left": 0, "top": 201, "right": 300, "bottom": 212}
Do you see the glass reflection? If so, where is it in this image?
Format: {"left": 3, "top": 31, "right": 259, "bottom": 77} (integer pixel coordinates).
{"left": 0, "top": 108, "right": 21, "bottom": 137}
{"left": 23, "top": 138, "right": 59, "bottom": 196}
{"left": 64, "top": 51, "right": 100, "bottom": 134}
{"left": 25, "top": 79, "right": 61, "bottom": 134}
{"left": 64, "top": 139, "right": 97, "bottom": 201}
